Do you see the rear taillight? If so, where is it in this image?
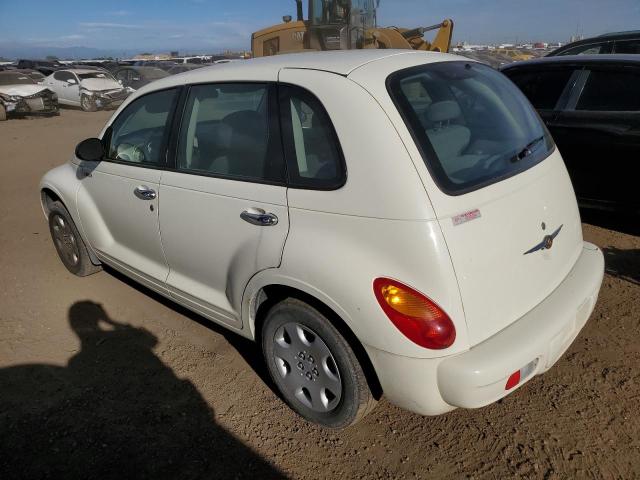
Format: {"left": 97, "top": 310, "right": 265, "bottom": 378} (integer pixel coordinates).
{"left": 373, "top": 278, "right": 456, "bottom": 349}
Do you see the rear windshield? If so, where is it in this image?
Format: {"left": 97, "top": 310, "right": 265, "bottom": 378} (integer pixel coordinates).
{"left": 388, "top": 61, "right": 554, "bottom": 195}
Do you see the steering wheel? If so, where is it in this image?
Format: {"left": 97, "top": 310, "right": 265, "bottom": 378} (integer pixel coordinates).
{"left": 115, "top": 143, "right": 146, "bottom": 163}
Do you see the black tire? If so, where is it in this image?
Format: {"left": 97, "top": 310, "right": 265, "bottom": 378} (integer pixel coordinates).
{"left": 48, "top": 200, "right": 101, "bottom": 276}
{"left": 262, "top": 298, "right": 376, "bottom": 429}
{"left": 80, "top": 94, "right": 97, "bottom": 112}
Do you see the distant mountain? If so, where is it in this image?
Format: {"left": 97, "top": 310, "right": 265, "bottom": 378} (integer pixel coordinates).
{"left": 0, "top": 43, "right": 137, "bottom": 60}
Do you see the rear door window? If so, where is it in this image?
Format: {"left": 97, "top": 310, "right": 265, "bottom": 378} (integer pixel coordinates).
{"left": 558, "top": 42, "right": 613, "bottom": 55}
{"left": 613, "top": 39, "right": 640, "bottom": 54}
{"left": 388, "top": 61, "right": 554, "bottom": 195}
{"left": 505, "top": 68, "right": 575, "bottom": 110}
{"left": 576, "top": 68, "right": 640, "bottom": 111}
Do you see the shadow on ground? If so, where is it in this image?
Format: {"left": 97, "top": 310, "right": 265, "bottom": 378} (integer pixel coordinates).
{"left": 603, "top": 247, "right": 640, "bottom": 286}
{"left": 0, "top": 301, "right": 285, "bottom": 480}
{"left": 581, "top": 209, "right": 640, "bottom": 237}
{"left": 103, "top": 266, "right": 280, "bottom": 395}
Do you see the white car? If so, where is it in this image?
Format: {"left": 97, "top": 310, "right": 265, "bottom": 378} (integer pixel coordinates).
{"left": 40, "top": 51, "right": 604, "bottom": 428}
{"left": 0, "top": 70, "right": 58, "bottom": 120}
{"left": 42, "top": 69, "right": 129, "bottom": 111}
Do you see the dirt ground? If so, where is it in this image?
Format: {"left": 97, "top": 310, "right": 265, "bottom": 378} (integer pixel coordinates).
{"left": 1, "top": 109, "right": 639, "bottom": 479}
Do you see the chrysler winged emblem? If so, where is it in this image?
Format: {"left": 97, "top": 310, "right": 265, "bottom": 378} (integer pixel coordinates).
{"left": 523, "top": 225, "right": 563, "bottom": 255}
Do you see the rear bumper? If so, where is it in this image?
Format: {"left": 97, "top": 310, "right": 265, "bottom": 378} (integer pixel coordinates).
{"left": 365, "top": 242, "right": 604, "bottom": 416}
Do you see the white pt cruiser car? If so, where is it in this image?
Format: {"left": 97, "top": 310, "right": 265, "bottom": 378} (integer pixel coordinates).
{"left": 40, "top": 51, "right": 605, "bottom": 428}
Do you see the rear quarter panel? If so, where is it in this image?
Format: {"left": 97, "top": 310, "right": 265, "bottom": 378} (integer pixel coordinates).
{"left": 245, "top": 67, "right": 469, "bottom": 357}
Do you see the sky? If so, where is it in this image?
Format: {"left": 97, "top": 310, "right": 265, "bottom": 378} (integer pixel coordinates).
{"left": 1, "top": 0, "right": 639, "bottom": 56}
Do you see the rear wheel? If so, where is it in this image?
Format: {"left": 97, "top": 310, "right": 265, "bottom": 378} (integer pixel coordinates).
{"left": 80, "top": 94, "right": 97, "bottom": 112}
{"left": 262, "top": 298, "right": 376, "bottom": 428}
{"left": 48, "top": 201, "right": 101, "bottom": 276}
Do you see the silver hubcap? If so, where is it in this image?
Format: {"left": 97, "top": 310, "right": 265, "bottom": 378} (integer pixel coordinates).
{"left": 51, "top": 214, "right": 80, "bottom": 266}
{"left": 272, "top": 322, "right": 342, "bottom": 413}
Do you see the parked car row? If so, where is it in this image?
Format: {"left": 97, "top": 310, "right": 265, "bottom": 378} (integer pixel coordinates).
{"left": 0, "top": 62, "right": 200, "bottom": 119}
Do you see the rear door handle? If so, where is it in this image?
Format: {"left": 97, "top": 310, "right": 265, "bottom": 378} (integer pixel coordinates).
{"left": 240, "top": 208, "right": 278, "bottom": 226}
{"left": 134, "top": 185, "right": 156, "bottom": 200}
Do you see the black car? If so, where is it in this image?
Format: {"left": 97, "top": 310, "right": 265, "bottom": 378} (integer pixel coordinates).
{"left": 16, "top": 59, "right": 64, "bottom": 76}
{"left": 166, "top": 64, "right": 203, "bottom": 75}
{"left": 502, "top": 55, "right": 640, "bottom": 213}
{"left": 113, "top": 66, "right": 169, "bottom": 91}
{"left": 132, "top": 60, "right": 177, "bottom": 71}
{"left": 548, "top": 30, "right": 640, "bottom": 56}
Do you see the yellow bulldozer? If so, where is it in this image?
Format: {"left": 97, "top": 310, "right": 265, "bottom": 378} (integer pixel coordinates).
{"left": 251, "top": 0, "right": 453, "bottom": 57}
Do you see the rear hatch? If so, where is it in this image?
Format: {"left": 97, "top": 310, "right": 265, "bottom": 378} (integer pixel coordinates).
{"left": 387, "top": 60, "right": 584, "bottom": 345}
{"left": 436, "top": 153, "right": 583, "bottom": 344}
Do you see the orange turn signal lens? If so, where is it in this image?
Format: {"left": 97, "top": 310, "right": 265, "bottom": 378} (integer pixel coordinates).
{"left": 374, "top": 278, "right": 456, "bottom": 350}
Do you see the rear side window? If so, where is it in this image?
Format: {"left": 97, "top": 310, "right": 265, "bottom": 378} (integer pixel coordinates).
{"left": 388, "top": 61, "right": 554, "bottom": 195}
{"left": 613, "top": 40, "right": 640, "bottom": 54}
{"left": 176, "top": 83, "right": 285, "bottom": 183}
{"left": 558, "top": 42, "right": 612, "bottom": 55}
{"left": 279, "top": 85, "right": 346, "bottom": 189}
{"left": 505, "top": 68, "right": 574, "bottom": 109}
{"left": 576, "top": 69, "right": 640, "bottom": 111}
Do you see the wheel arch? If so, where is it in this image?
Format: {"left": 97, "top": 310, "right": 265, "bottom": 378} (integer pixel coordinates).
{"left": 40, "top": 178, "right": 101, "bottom": 267}
{"left": 40, "top": 187, "right": 63, "bottom": 217}
{"left": 244, "top": 277, "right": 383, "bottom": 400}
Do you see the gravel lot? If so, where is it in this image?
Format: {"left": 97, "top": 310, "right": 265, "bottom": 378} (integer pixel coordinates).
{"left": 1, "top": 109, "right": 639, "bottom": 479}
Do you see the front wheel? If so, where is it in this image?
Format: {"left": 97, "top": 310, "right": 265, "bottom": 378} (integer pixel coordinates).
{"left": 262, "top": 298, "right": 376, "bottom": 428}
{"left": 48, "top": 201, "right": 101, "bottom": 276}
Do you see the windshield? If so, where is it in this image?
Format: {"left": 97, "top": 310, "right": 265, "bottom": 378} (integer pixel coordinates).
{"left": 0, "top": 73, "right": 35, "bottom": 86}
{"left": 78, "top": 71, "right": 116, "bottom": 81}
{"left": 311, "top": 0, "right": 351, "bottom": 24}
{"left": 388, "top": 61, "right": 554, "bottom": 194}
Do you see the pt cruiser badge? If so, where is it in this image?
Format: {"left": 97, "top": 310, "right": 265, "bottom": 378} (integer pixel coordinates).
{"left": 524, "top": 225, "right": 563, "bottom": 255}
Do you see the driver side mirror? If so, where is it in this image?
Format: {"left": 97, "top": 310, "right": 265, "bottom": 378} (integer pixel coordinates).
{"left": 67, "top": 78, "right": 77, "bottom": 85}
{"left": 75, "top": 137, "right": 105, "bottom": 162}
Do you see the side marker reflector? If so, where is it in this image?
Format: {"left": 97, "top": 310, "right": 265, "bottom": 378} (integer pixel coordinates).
{"left": 505, "top": 370, "right": 521, "bottom": 390}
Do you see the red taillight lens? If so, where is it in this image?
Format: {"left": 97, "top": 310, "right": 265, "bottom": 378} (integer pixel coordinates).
{"left": 505, "top": 370, "right": 521, "bottom": 390}
{"left": 373, "top": 278, "right": 456, "bottom": 349}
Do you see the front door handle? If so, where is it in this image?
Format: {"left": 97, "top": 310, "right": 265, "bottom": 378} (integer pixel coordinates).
{"left": 134, "top": 185, "right": 156, "bottom": 200}
{"left": 240, "top": 208, "right": 278, "bottom": 226}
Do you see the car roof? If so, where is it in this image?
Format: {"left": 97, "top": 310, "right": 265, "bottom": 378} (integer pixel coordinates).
{"left": 548, "top": 31, "right": 640, "bottom": 55}
{"left": 597, "top": 30, "right": 640, "bottom": 38}
{"left": 501, "top": 54, "right": 640, "bottom": 70}
{"left": 60, "top": 68, "right": 108, "bottom": 75}
{"left": 136, "top": 50, "right": 459, "bottom": 93}
{"left": 124, "top": 66, "right": 166, "bottom": 71}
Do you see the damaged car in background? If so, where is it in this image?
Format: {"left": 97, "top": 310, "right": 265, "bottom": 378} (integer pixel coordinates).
{"left": 43, "top": 69, "right": 130, "bottom": 112}
{"left": 0, "top": 71, "right": 58, "bottom": 121}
